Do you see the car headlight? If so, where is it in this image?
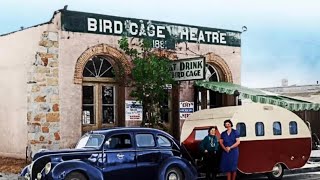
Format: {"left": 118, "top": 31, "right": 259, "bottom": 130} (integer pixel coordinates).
{"left": 45, "top": 162, "right": 51, "bottom": 174}
{"left": 37, "top": 172, "right": 42, "bottom": 180}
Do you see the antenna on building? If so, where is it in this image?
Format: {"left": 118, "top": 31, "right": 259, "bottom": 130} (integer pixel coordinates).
{"left": 317, "top": 81, "right": 319, "bottom": 84}
{"left": 20, "top": 26, "right": 24, "bottom": 30}
{"left": 63, "top": 5, "right": 68, "bottom": 10}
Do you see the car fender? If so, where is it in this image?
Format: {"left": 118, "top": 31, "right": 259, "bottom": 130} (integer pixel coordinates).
{"left": 20, "top": 165, "right": 28, "bottom": 176}
{"left": 51, "top": 160, "right": 103, "bottom": 180}
{"left": 157, "top": 156, "right": 198, "bottom": 180}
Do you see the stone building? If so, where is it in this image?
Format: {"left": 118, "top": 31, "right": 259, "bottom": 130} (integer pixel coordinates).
{"left": 0, "top": 9, "right": 242, "bottom": 158}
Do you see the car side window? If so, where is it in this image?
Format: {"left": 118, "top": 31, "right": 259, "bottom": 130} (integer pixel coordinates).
{"left": 107, "top": 134, "right": 132, "bottom": 149}
{"left": 157, "top": 135, "right": 172, "bottom": 147}
{"left": 135, "top": 134, "right": 155, "bottom": 147}
{"left": 273, "top": 121, "right": 282, "bottom": 135}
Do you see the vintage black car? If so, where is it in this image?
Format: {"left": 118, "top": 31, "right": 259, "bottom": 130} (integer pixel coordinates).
{"left": 20, "top": 127, "right": 197, "bottom": 180}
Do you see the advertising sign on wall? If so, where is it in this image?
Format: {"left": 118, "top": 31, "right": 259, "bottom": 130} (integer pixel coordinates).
{"left": 125, "top": 100, "right": 143, "bottom": 121}
{"left": 61, "top": 10, "right": 241, "bottom": 49}
{"left": 171, "top": 57, "right": 205, "bottom": 81}
{"left": 180, "top": 101, "right": 194, "bottom": 120}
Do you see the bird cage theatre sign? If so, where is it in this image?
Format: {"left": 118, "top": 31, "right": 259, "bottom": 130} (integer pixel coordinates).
{"left": 61, "top": 10, "right": 241, "bottom": 49}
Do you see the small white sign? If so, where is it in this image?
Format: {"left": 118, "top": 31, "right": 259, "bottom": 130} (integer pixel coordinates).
{"left": 170, "top": 57, "right": 205, "bottom": 81}
{"left": 180, "top": 101, "right": 194, "bottom": 120}
{"left": 125, "top": 100, "right": 143, "bottom": 121}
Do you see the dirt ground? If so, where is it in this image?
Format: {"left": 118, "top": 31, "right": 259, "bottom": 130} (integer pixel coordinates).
{"left": 0, "top": 157, "right": 28, "bottom": 174}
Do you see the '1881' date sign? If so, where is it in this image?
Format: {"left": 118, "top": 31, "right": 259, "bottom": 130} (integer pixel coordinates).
{"left": 61, "top": 10, "right": 241, "bottom": 49}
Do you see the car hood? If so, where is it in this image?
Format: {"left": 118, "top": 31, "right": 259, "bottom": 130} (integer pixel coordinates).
{"left": 32, "top": 148, "right": 99, "bottom": 160}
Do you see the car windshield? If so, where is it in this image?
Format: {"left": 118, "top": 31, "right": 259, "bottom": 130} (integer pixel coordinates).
{"left": 75, "top": 134, "right": 105, "bottom": 149}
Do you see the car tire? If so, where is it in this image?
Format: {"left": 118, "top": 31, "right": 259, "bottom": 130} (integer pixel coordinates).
{"left": 65, "top": 172, "right": 87, "bottom": 180}
{"left": 165, "top": 167, "right": 184, "bottom": 180}
{"left": 267, "top": 163, "right": 284, "bottom": 180}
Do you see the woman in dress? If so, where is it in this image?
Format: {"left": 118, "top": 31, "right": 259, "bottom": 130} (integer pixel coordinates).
{"left": 200, "top": 126, "right": 220, "bottom": 180}
{"left": 219, "top": 119, "right": 240, "bottom": 180}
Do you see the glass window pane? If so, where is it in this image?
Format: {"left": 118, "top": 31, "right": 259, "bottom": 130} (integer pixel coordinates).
{"left": 157, "top": 135, "right": 172, "bottom": 147}
{"left": 102, "top": 106, "right": 114, "bottom": 124}
{"left": 195, "top": 130, "right": 208, "bottom": 140}
{"left": 289, "top": 121, "right": 298, "bottom": 135}
{"left": 83, "top": 56, "right": 115, "bottom": 78}
{"left": 107, "top": 134, "right": 132, "bottom": 149}
{"left": 102, "top": 86, "right": 114, "bottom": 104}
{"left": 135, "top": 134, "right": 155, "bottom": 147}
{"left": 236, "top": 123, "right": 246, "bottom": 137}
{"left": 83, "top": 86, "right": 94, "bottom": 104}
{"left": 82, "top": 106, "right": 94, "bottom": 124}
{"left": 273, "top": 122, "right": 282, "bottom": 135}
{"left": 255, "top": 122, "right": 265, "bottom": 136}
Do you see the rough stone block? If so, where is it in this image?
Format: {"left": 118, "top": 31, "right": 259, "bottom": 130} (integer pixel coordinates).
{"left": 31, "top": 85, "right": 40, "bottom": 92}
{"left": 46, "top": 113, "right": 60, "bottom": 122}
{"left": 34, "top": 114, "right": 45, "bottom": 121}
{"left": 48, "top": 61, "right": 58, "bottom": 67}
{"left": 54, "top": 132, "right": 60, "bottom": 140}
{"left": 38, "top": 46, "right": 48, "bottom": 53}
{"left": 48, "top": 47, "right": 59, "bottom": 54}
{"left": 47, "top": 32, "right": 58, "bottom": 41}
{"left": 39, "top": 40, "right": 53, "bottom": 47}
{"left": 39, "top": 103, "right": 51, "bottom": 112}
{"left": 47, "top": 78, "right": 58, "bottom": 86}
{"left": 35, "top": 67, "right": 50, "bottom": 74}
{"left": 34, "top": 96, "right": 46, "bottom": 102}
{"left": 52, "top": 104, "right": 59, "bottom": 112}
{"left": 42, "top": 126, "right": 49, "bottom": 133}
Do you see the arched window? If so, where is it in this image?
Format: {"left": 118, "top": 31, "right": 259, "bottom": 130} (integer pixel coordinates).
{"left": 82, "top": 56, "right": 117, "bottom": 133}
{"left": 83, "top": 56, "right": 115, "bottom": 78}
{"left": 197, "top": 64, "right": 222, "bottom": 110}
{"left": 255, "top": 122, "right": 265, "bottom": 136}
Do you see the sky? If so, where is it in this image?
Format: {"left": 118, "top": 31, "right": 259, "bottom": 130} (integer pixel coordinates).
{"left": 1, "top": 0, "right": 319, "bottom": 88}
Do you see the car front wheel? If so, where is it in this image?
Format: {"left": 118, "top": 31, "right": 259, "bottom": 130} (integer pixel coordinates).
{"left": 65, "top": 171, "right": 87, "bottom": 180}
{"left": 165, "top": 167, "right": 184, "bottom": 180}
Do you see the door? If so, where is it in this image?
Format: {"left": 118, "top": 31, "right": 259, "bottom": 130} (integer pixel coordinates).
{"left": 135, "top": 133, "right": 161, "bottom": 180}
{"left": 103, "top": 133, "right": 136, "bottom": 180}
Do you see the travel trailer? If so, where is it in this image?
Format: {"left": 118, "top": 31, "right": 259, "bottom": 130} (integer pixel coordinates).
{"left": 181, "top": 103, "right": 312, "bottom": 180}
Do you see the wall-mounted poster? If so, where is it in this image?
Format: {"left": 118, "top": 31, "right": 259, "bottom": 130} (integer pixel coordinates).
{"left": 125, "top": 100, "right": 143, "bottom": 121}
{"left": 180, "top": 101, "right": 194, "bottom": 120}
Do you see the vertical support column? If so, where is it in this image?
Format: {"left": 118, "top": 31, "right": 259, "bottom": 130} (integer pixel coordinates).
{"left": 117, "top": 85, "right": 125, "bottom": 127}
{"left": 171, "top": 84, "right": 180, "bottom": 141}
{"left": 200, "top": 89, "right": 207, "bottom": 109}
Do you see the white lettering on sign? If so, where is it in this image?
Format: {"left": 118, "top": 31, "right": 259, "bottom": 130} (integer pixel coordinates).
{"left": 170, "top": 57, "right": 205, "bottom": 81}
{"left": 85, "top": 17, "right": 236, "bottom": 47}
{"left": 88, "top": 18, "right": 98, "bottom": 32}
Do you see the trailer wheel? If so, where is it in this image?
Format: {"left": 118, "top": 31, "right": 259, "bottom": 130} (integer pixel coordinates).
{"left": 165, "top": 167, "right": 184, "bottom": 180}
{"left": 267, "top": 163, "right": 284, "bottom": 180}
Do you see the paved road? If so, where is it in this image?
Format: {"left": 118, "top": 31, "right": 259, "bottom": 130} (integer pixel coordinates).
{"left": 199, "top": 172, "right": 320, "bottom": 180}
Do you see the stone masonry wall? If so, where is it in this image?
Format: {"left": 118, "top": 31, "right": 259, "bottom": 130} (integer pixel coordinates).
{"left": 27, "top": 31, "right": 60, "bottom": 157}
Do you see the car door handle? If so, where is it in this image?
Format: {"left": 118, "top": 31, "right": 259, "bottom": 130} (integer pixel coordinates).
{"left": 117, "top": 153, "right": 124, "bottom": 159}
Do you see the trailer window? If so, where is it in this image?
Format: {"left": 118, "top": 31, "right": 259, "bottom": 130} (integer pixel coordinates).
{"left": 236, "top": 123, "right": 246, "bottom": 137}
{"left": 289, "top": 121, "right": 298, "bottom": 135}
{"left": 195, "top": 130, "right": 208, "bottom": 140}
{"left": 273, "top": 122, "right": 282, "bottom": 135}
{"left": 255, "top": 122, "right": 265, "bottom": 136}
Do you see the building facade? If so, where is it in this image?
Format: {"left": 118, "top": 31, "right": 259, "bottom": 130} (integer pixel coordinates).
{"left": 0, "top": 10, "right": 242, "bottom": 158}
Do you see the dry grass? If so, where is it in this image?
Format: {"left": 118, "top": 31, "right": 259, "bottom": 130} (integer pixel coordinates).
{"left": 0, "top": 157, "right": 29, "bottom": 174}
